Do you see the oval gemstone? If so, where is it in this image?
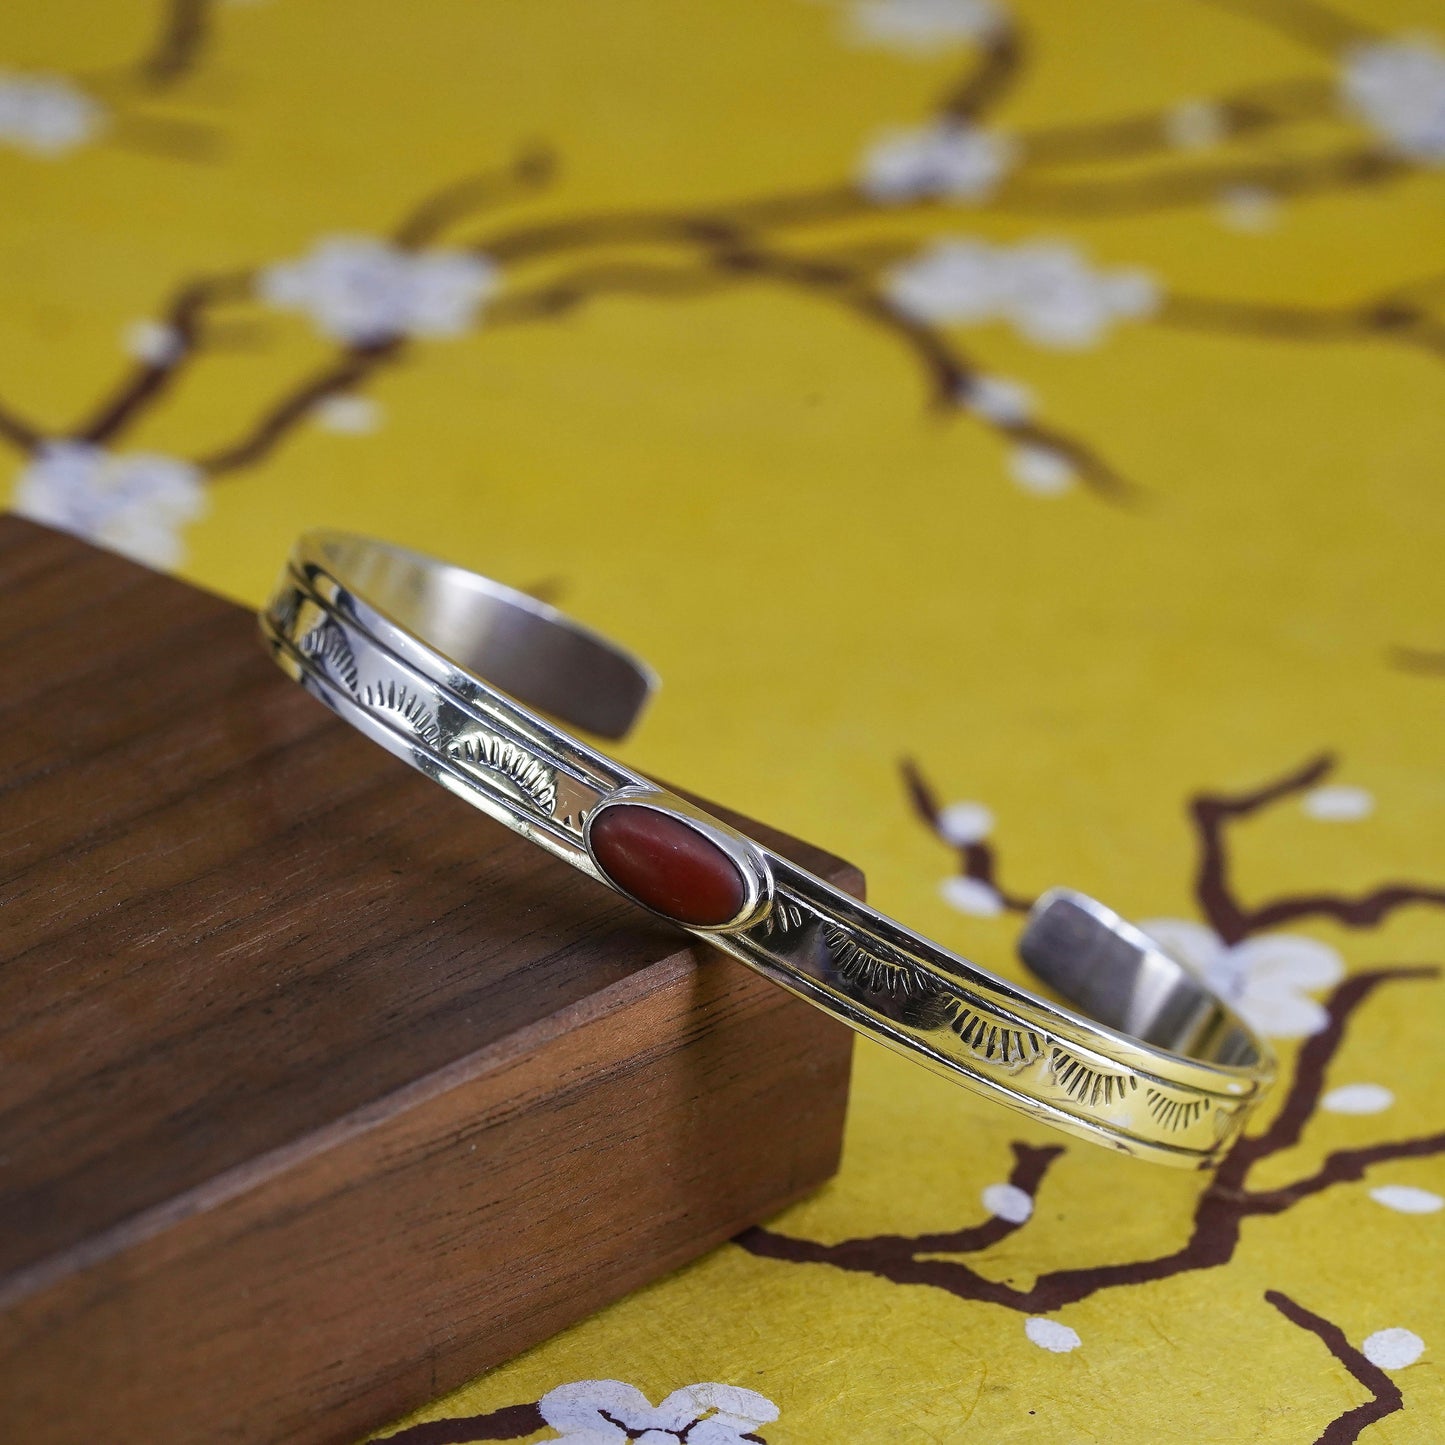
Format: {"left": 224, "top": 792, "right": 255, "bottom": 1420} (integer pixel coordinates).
{"left": 589, "top": 804, "right": 748, "bottom": 927}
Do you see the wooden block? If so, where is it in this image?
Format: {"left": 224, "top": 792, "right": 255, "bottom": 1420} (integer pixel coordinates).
{"left": 0, "top": 517, "right": 859, "bottom": 1445}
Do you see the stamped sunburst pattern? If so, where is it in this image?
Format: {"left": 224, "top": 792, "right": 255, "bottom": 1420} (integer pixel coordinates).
{"left": 3, "top": 0, "right": 1442, "bottom": 1441}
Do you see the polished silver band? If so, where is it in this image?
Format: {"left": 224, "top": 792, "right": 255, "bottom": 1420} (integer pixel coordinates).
{"left": 261, "top": 532, "right": 1274, "bottom": 1167}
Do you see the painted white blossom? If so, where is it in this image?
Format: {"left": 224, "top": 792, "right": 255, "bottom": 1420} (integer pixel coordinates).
{"left": 886, "top": 238, "right": 1160, "bottom": 347}
{"left": 1322, "top": 1082, "right": 1394, "bottom": 1114}
{"left": 889, "top": 237, "right": 999, "bottom": 321}
{"left": 982, "top": 1181, "right": 1033, "bottom": 1222}
{"left": 1009, "top": 443, "right": 1076, "bottom": 496}
{"left": 1142, "top": 919, "right": 1344, "bottom": 1038}
{"left": 860, "top": 121, "right": 1016, "bottom": 204}
{"left": 937, "top": 799, "right": 994, "bottom": 845}
{"left": 12, "top": 443, "right": 206, "bottom": 570}
{"left": 123, "top": 320, "right": 184, "bottom": 366}
{"left": 1303, "top": 784, "right": 1374, "bottom": 821}
{"left": 0, "top": 72, "right": 105, "bottom": 157}
{"left": 940, "top": 874, "right": 1004, "bottom": 916}
{"left": 258, "top": 236, "right": 498, "bottom": 345}
{"left": 847, "top": 0, "right": 1004, "bottom": 53}
{"left": 1340, "top": 37, "right": 1445, "bottom": 161}
{"left": 1370, "top": 1184, "right": 1443, "bottom": 1214}
{"left": 1164, "top": 99, "right": 1227, "bottom": 151}
{"left": 1362, "top": 1327, "right": 1425, "bottom": 1369}
{"left": 539, "top": 1380, "right": 778, "bottom": 1445}
{"left": 1025, "top": 1317, "right": 1080, "bottom": 1352}
{"left": 1216, "top": 184, "right": 1280, "bottom": 233}
{"left": 315, "top": 394, "right": 383, "bottom": 434}
{"left": 958, "top": 374, "right": 1032, "bottom": 424}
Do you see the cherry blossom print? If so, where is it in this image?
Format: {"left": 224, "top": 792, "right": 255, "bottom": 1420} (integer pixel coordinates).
{"left": 859, "top": 121, "right": 1016, "bottom": 203}
{"left": 1368, "top": 1184, "right": 1443, "bottom": 1213}
{"left": 12, "top": 443, "right": 206, "bottom": 570}
{"left": 885, "top": 238, "right": 1160, "bottom": 348}
{"left": 0, "top": 72, "right": 105, "bottom": 157}
{"left": 537, "top": 1380, "right": 779, "bottom": 1444}
{"left": 1340, "top": 37, "right": 1445, "bottom": 162}
{"left": 4, "top": 0, "right": 1445, "bottom": 528}
{"left": 957, "top": 374, "right": 1032, "bottom": 425}
{"left": 1215, "top": 184, "right": 1281, "bottom": 233}
{"left": 1303, "top": 783, "right": 1375, "bottom": 820}
{"left": 1361, "top": 1328, "right": 1426, "bottom": 1370}
{"left": 982, "top": 1181, "right": 1033, "bottom": 1223}
{"left": 845, "top": 0, "right": 1004, "bottom": 54}
{"left": 123, "top": 320, "right": 185, "bottom": 366}
{"left": 936, "top": 799, "right": 995, "bottom": 846}
{"left": 940, "top": 875, "right": 1005, "bottom": 916}
{"left": 258, "top": 236, "right": 499, "bottom": 345}
{"left": 1024, "top": 1318, "right": 1080, "bottom": 1352}
{"left": 1163, "top": 99, "right": 1229, "bottom": 151}
{"left": 1142, "top": 919, "right": 1344, "bottom": 1038}
{"left": 742, "top": 748, "right": 1445, "bottom": 1443}
{"left": 1009, "top": 443, "right": 1076, "bottom": 495}
{"left": 315, "top": 394, "right": 384, "bottom": 434}
{"left": 1322, "top": 1083, "right": 1394, "bottom": 1114}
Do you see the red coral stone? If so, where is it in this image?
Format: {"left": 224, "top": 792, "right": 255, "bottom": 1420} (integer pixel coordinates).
{"left": 589, "top": 804, "right": 747, "bottom": 928}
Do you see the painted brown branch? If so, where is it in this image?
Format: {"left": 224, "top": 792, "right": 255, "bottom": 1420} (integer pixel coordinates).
{"left": 838, "top": 289, "right": 970, "bottom": 409}
{"left": 1162, "top": 294, "right": 1385, "bottom": 343}
{"left": 1191, "top": 0, "right": 1379, "bottom": 56}
{"left": 0, "top": 395, "right": 43, "bottom": 456}
{"left": 476, "top": 212, "right": 752, "bottom": 267}
{"left": 196, "top": 340, "right": 404, "bottom": 477}
{"left": 938, "top": 23, "right": 1025, "bottom": 122}
{"left": 373, "top": 1401, "right": 546, "bottom": 1444}
{"left": 487, "top": 245, "right": 967, "bottom": 399}
{"left": 135, "top": 0, "right": 213, "bottom": 89}
{"left": 736, "top": 967, "right": 1444, "bottom": 1315}
{"left": 1265, "top": 1291, "right": 1404, "bottom": 1445}
{"left": 1006, "top": 415, "right": 1141, "bottom": 506}
{"left": 371, "top": 1398, "right": 769, "bottom": 1444}
{"left": 1382, "top": 270, "right": 1445, "bottom": 309}
{"left": 485, "top": 260, "right": 741, "bottom": 327}
{"left": 901, "top": 758, "right": 1035, "bottom": 913}
{"left": 392, "top": 148, "right": 558, "bottom": 249}
{"left": 106, "top": 112, "right": 223, "bottom": 164}
{"left": 189, "top": 260, "right": 739, "bottom": 481}
{"left": 72, "top": 271, "right": 253, "bottom": 447}
{"left": 736, "top": 1142, "right": 1060, "bottom": 1281}
{"left": 1246, "top": 1129, "right": 1445, "bottom": 1214}
{"left": 1390, "top": 646, "right": 1445, "bottom": 677}
{"left": 1190, "top": 754, "right": 1445, "bottom": 945}
{"left": 720, "top": 183, "right": 873, "bottom": 232}
{"left": 1226, "top": 966, "right": 1436, "bottom": 1172}
{"left": 1019, "top": 76, "right": 1336, "bottom": 167}
{"left": 715, "top": 246, "right": 1138, "bottom": 503}
{"left": 993, "top": 146, "right": 1406, "bottom": 218}
{"left": 1161, "top": 288, "right": 1445, "bottom": 368}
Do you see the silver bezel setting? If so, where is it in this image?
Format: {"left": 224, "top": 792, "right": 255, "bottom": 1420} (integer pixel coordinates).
{"left": 583, "top": 785, "right": 774, "bottom": 933}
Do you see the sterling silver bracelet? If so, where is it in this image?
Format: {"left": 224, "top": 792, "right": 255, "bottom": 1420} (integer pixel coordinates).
{"left": 261, "top": 532, "right": 1274, "bottom": 1167}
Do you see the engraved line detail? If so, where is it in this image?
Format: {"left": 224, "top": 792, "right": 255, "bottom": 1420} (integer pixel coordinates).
{"left": 1050, "top": 1047, "right": 1139, "bottom": 1108}
{"left": 298, "top": 616, "right": 359, "bottom": 691}
{"left": 360, "top": 679, "right": 441, "bottom": 746}
{"left": 448, "top": 731, "right": 558, "bottom": 814}
{"left": 1146, "top": 1087, "right": 1208, "bottom": 1133}
{"left": 823, "top": 924, "right": 942, "bottom": 999}
{"left": 947, "top": 1006, "right": 1044, "bottom": 1068}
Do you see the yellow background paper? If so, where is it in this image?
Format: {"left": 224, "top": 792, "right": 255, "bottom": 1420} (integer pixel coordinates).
{"left": 3, "top": 0, "right": 1444, "bottom": 1439}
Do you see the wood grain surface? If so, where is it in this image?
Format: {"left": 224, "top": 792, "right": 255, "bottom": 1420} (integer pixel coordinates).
{"left": 0, "top": 516, "right": 859, "bottom": 1445}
